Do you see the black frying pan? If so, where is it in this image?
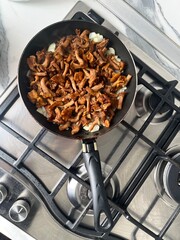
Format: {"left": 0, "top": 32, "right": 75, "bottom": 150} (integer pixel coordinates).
{"left": 18, "top": 20, "right": 137, "bottom": 232}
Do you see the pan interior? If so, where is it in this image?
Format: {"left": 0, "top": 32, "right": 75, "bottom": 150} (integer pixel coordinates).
{"left": 18, "top": 20, "right": 137, "bottom": 140}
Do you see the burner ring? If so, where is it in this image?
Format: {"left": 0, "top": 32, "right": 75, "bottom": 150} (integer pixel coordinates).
{"left": 154, "top": 146, "right": 180, "bottom": 208}
{"left": 163, "top": 154, "right": 180, "bottom": 203}
{"left": 67, "top": 163, "right": 120, "bottom": 214}
{"left": 135, "top": 83, "right": 174, "bottom": 123}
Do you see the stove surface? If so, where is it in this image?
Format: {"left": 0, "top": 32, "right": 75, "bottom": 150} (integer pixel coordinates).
{"left": 0, "top": 1, "right": 180, "bottom": 240}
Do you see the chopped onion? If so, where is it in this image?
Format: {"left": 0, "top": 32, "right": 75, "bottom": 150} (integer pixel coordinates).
{"left": 89, "top": 32, "right": 103, "bottom": 43}
{"left": 116, "top": 87, "right": 127, "bottom": 94}
{"left": 48, "top": 42, "right": 56, "bottom": 52}
{"left": 114, "top": 55, "right": 121, "bottom": 62}
{"left": 106, "top": 47, "right": 115, "bottom": 55}
{"left": 83, "top": 123, "right": 100, "bottom": 132}
{"left": 106, "top": 48, "right": 121, "bottom": 62}
{"left": 37, "top": 107, "right": 48, "bottom": 117}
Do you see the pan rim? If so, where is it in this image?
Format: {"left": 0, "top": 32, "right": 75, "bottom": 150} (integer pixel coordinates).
{"left": 18, "top": 19, "right": 137, "bottom": 140}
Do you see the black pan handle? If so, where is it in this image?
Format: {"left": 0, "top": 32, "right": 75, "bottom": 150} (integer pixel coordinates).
{"left": 82, "top": 139, "right": 113, "bottom": 232}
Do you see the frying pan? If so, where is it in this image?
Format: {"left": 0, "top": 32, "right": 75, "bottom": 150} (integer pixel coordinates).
{"left": 18, "top": 20, "right": 137, "bottom": 232}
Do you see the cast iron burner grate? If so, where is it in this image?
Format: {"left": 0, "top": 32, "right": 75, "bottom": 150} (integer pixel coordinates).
{"left": 0, "top": 7, "right": 180, "bottom": 240}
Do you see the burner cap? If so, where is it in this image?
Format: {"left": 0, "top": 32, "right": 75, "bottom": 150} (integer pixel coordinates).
{"left": 67, "top": 164, "right": 120, "bottom": 213}
{"left": 135, "top": 84, "right": 174, "bottom": 123}
{"left": 163, "top": 153, "right": 180, "bottom": 203}
{"left": 149, "top": 89, "right": 173, "bottom": 114}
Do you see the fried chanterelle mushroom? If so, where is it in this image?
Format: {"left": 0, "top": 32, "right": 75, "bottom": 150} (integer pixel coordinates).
{"left": 27, "top": 29, "right": 132, "bottom": 135}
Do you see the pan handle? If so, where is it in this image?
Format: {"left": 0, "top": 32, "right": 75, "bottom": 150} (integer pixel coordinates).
{"left": 82, "top": 139, "right": 113, "bottom": 232}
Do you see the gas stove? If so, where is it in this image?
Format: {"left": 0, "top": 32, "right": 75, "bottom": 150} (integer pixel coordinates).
{"left": 0, "top": 1, "right": 180, "bottom": 240}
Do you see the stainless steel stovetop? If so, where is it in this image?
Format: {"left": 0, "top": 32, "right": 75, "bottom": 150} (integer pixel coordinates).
{"left": 0, "top": 1, "right": 180, "bottom": 240}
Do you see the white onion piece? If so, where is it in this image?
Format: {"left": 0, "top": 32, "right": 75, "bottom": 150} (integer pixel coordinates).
{"left": 106, "top": 47, "right": 115, "bottom": 55}
{"left": 37, "top": 107, "right": 48, "bottom": 118}
{"left": 106, "top": 48, "right": 121, "bottom": 62}
{"left": 83, "top": 124, "right": 100, "bottom": 132}
{"left": 48, "top": 42, "right": 56, "bottom": 52}
{"left": 89, "top": 32, "right": 103, "bottom": 43}
{"left": 115, "top": 55, "right": 121, "bottom": 62}
{"left": 116, "top": 87, "right": 127, "bottom": 94}
{"left": 89, "top": 32, "right": 97, "bottom": 39}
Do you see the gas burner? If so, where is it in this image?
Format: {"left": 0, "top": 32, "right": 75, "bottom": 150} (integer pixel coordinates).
{"left": 135, "top": 83, "right": 174, "bottom": 123}
{"left": 154, "top": 146, "right": 180, "bottom": 207}
{"left": 67, "top": 163, "right": 120, "bottom": 214}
